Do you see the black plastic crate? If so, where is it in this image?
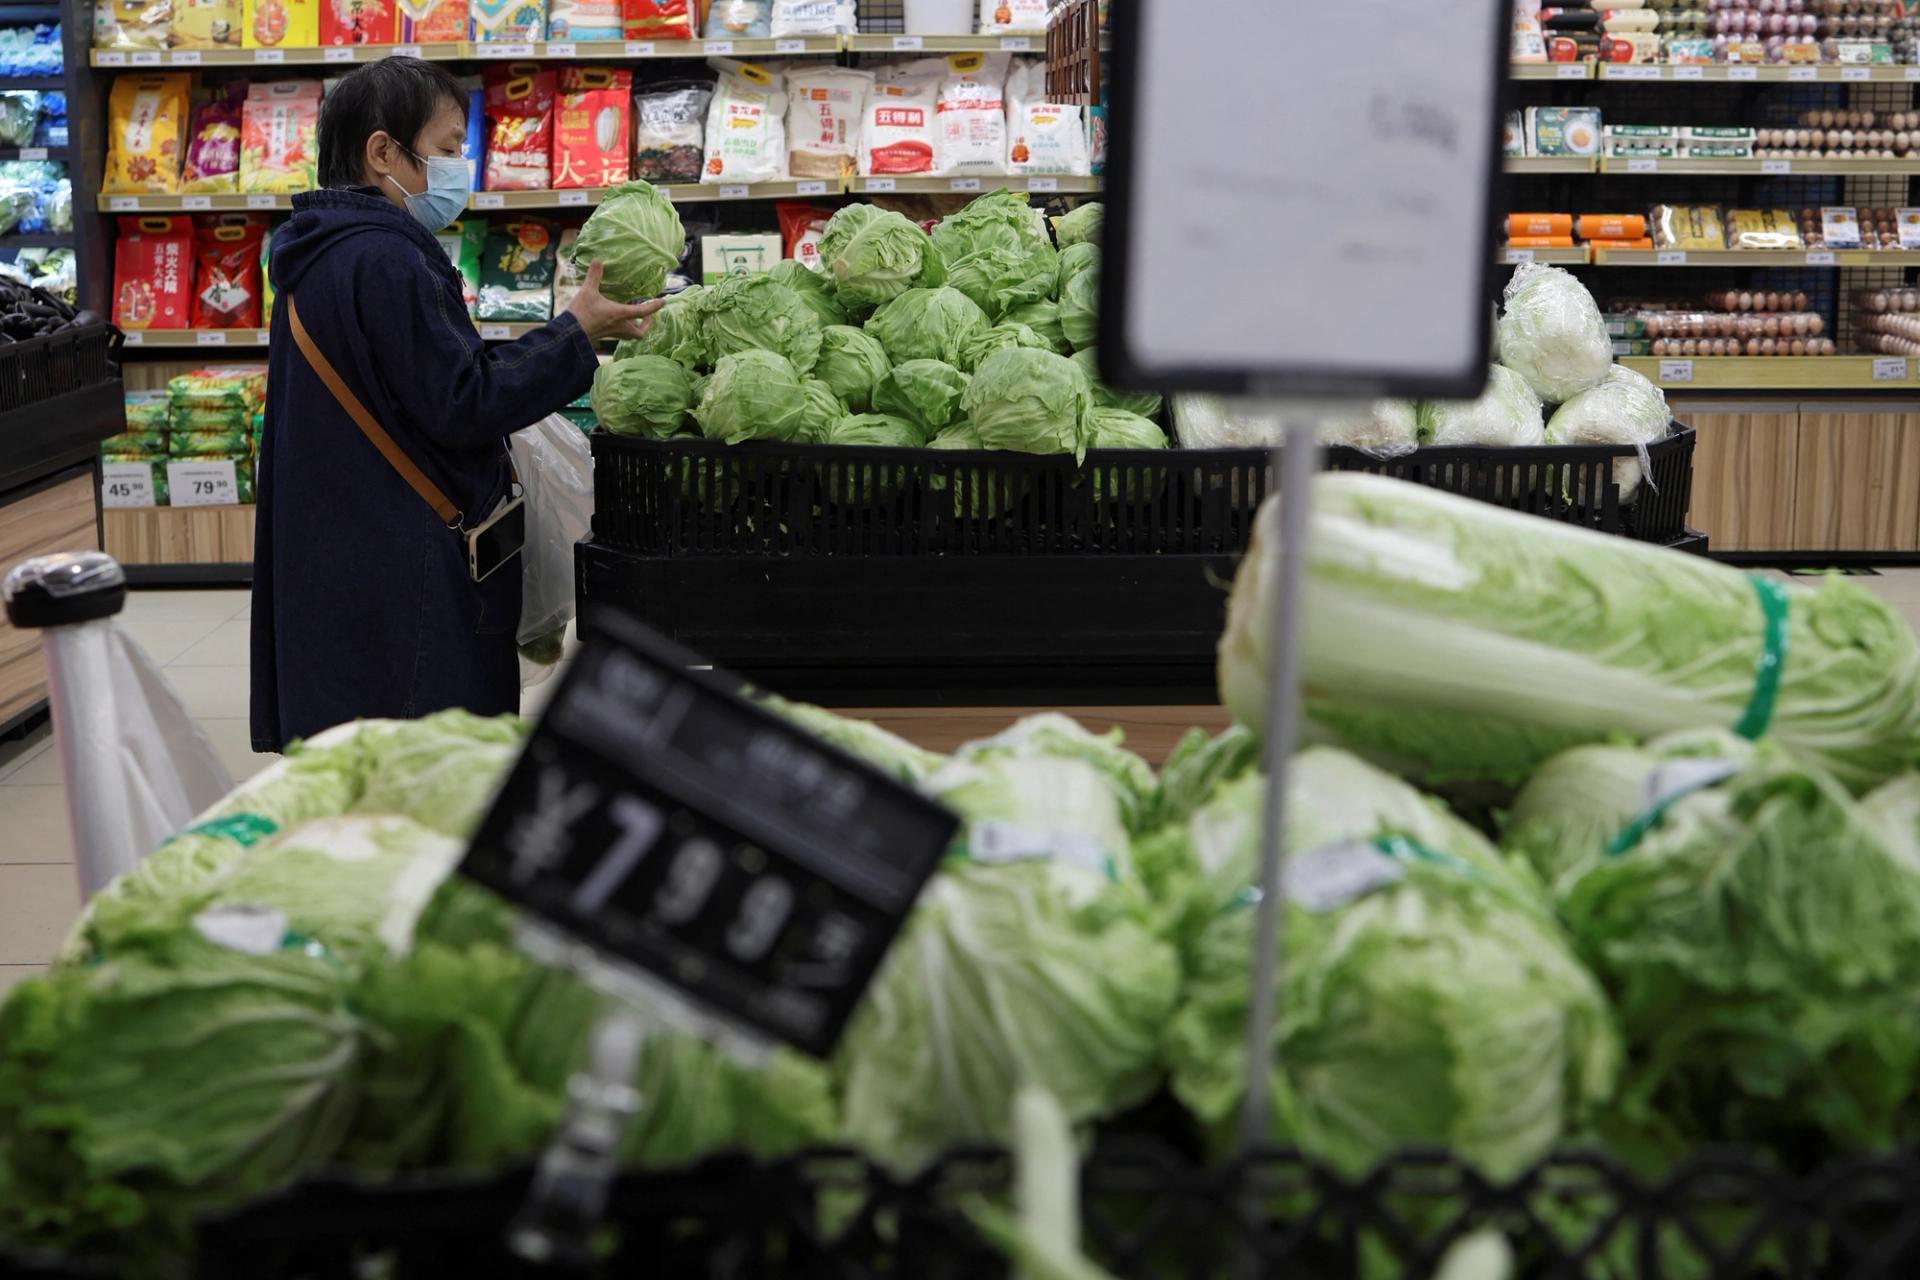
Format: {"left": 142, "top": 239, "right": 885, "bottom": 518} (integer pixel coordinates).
{"left": 10, "top": 1141, "right": 1920, "bottom": 1280}
{"left": 0, "top": 324, "right": 117, "bottom": 416}
{"left": 589, "top": 427, "right": 1696, "bottom": 558}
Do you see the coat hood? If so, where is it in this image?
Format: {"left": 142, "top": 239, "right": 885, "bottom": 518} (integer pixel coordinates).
{"left": 270, "top": 186, "right": 453, "bottom": 296}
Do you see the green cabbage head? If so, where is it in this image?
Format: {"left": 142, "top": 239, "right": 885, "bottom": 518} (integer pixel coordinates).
{"left": 1071, "top": 347, "right": 1163, "bottom": 419}
{"left": 591, "top": 354, "right": 696, "bottom": 439}
{"left": 963, "top": 347, "right": 1093, "bottom": 460}
{"left": 1055, "top": 201, "right": 1103, "bottom": 247}
{"left": 818, "top": 204, "right": 946, "bottom": 312}
{"left": 614, "top": 286, "right": 707, "bottom": 369}
{"left": 701, "top": 273, "right": 825, "bottom": 375}
{"left": 692, "top": 350, "right": 810, "bottom": 445}
{"left": 930, "top": 188, "right": 1051, "bottom": 263}
{"left": 873, "top": 359, "right": 971, "bottom": 437}
{"left": 768, "top": 259, "right": 846, "bottom": 327}
{"left": 865, "top": 287, "right": 990, "bottom": 367}
{"left": 813, "top": 325, "right": 892, "bottom": 411}
{"left": 566, "top": 180, "right": 685, "bottom": 303}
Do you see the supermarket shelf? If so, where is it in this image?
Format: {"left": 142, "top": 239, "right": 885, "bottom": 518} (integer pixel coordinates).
{"left": 846, "top": 32, "right": 1052, "bottom": 54}
{"left": 848, "top": 174, "right": 1100, "bottom": 195}
{"left": 1620, "top": 355, "right": 1915, "bottom": 389}
{"left": 1599, "top": 156, "right": 1920, "bottom": 175}
{"left": 1595, "top": 248, "right": 1920, "bottom": 267}
{"left": 1500, "top": 246, "right": 1590, "bottom": 265}
{"left": 0, "top": 232, "right": 72, "bottom": 247}
{"left": 1599, "top": 62, "right": 1920, "bottom": 83}
{"left": 474, "top": 322, "right": 545, "bottom": 340}
{"left": 1504, "top": 157, "right": 1598, "bottom": 174}
{"left": 88, "top": 36, "right": 839, "bottom": 67}
{"left": 120, "top": 327, "right": 268, "bottom": 348}
{"left": 0, "top": 75, "right": 63, "bottom": 90}
{"left": 0, "top": 146, "right": 63, "bottom": 162}
{"left": 1513, "top": 62, "right": 1592, "bottom": 81}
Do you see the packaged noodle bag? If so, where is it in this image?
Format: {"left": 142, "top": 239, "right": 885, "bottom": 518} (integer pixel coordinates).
{"left": 240, "top": 80, "right": 321, "bottom": 193}
{"left": 701, "top": 59, "right": 787, "bottom": 185}
{"left": 104, "top": 73, "right": 190, "bottom": 195}
{"left": 784, "top": 64, "right": 870, "bottom": 180}
{"left": 181, "top": 83, "right": 244, "bottom": 194}
{"left": 173, "top": 0, "right": 244, "bottom": 47}
{"left": 396, "top": 0, "right": 466, "bottom": 41}
{"left": 244, "top": 0, "right": 320, "bottom": 46}
{"left": 933, "top": 52, "right": 1011, "bottom": 176}
{"left": 979, "top": 0, "right": 1047, "bottom": 32}
{"left": 552, "top": 65, "right": 630, "bottom": 188}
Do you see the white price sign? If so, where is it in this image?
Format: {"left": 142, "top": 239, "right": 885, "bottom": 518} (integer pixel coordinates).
{"left": 557, "top": 189, "right": 590, "bottom": 205}
{"left": 253, "top": 47, "right": 285, "bottom": 62}
{"left": 17, "top": 147, "right": 45, "bottom": 160}
{"left": 108, "top": 196, "right": 139, "bottom": 212}
{"left": 703, "top": 39, "right": 733, "bottom": 54}
{"left": 1613, "top": 65, "right": 1659, "bottom": 80}
{"left": 1658, "top": 359, "right": 1695, "bottom": 383}
{"left": 247, "top": 193, "right": 279, "bottom": 209}
{"left": 100, "top": 463, "right": 155, "bottom": 509}
{"left": 1555, "top": 62, "right": 1585, "bottom": 79}
{"left": 1000, "top": 36, "right": 1032, "bottom": 50}
{"left": 1027, "top": 176, "right": 1058, "bottom": 192}
{"left": 182, "top": 195, "right": 212, "bottom": 210}
{"left": 1504, "top": 248, "right": 1535, "bottom": 264}
{"left": 1729, "top": 65, "right": 1760, "bottom": 80}
{"left": 196, "top": 329, "right": 228, "bottom": 346}
{"left": 1875, "top": 357, "right": 1909, "bottom": 381}
{"left": 1789, "top": 65, "right": 1818, "bottom": 81}
{"left": 795, "top": 180, "right": 828, "bottom": 196}
{"left": 323, "top": 46, "right": 354, "bottom": 62}
{"left": 624, "top": 40, "right": 656, "bottom": 55}
{"left": 392, "top": 44, "right": 422, "bottom": 57}
{"left": 170, "top": 49, "right": 200, "bottom": 64}
{"left": 131, "top": 50, "right": 161, "bottom": 65}
{"left": 96, "top": 50, "right": 126, "bottom": 64}
{"left": 1844, "top": 66, "right": 1871, "bottom": 81}
{"left": 547, "top": 41, "right": 577, "bottom": 57}
{"left": 892, "top": 35, "right": 922, "bottom": 49}
{"left": 121, "top": 330, "right": 144, "bottom": 346}
{"left": 1762, "top": 159, "right": 1793, "bottom": 174}
{"left": 775, "top": 38, "right": 806, "bottom": 53}
{"left": 1627, "top": 157, "right": 1659, "bottom": 173}
{"left": 1674, "top": 65, "right": 1705, "bottom": 80}
{"left": 1656, "top": 250, "right": 1688, "bottom": 265}
{"left": 865, "top": 177, "right": 896, "bottom": 192}
{"left": 719, "top": 183, "right": 750, "bottom": 199}
{"left": 949, "top": 177, "right": 982, "bottom": 192}
{"left": 1909, "top": 66, "right": 1920, "bottom": 81}
{"left": 473, "top": 192, "right": 505, "bottom": 209}
{"left": 480, "top": 324, "right": 512, "bottom": 340}
{"left": 1807, "top": 250, "right": 1837, "bottom": 265}
{"left": 168, "top": 461, "right": 240, "bottom": 508}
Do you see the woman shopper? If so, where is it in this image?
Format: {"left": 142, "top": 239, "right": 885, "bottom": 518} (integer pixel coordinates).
{"left": 250, "top": 57, "right": 660, "bottom": 752}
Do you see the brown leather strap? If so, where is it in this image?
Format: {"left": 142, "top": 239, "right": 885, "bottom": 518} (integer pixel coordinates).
{"left": 287, "top": 295, "right": 463, "bottom": 529}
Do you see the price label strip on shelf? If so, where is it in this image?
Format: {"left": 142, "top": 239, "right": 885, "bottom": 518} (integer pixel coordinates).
{"left": 1556, "top": 63, "right": 1586, "bottom": 79}
{"left": 1762, "top": 159, "right": 1793, "bottom": 174}
{"left": 1674, "top": 65, "right": 1705, "bottom": 80}
{"left": 253, "top": 47, "right": 284, "bottom": 63}
{"left": 1729, "top": 64, "right": 1760, "bottom": 80}
{"left": 1505, "top": 248, "right": 1535, "bottom": 264}
{"left": 775, "top": 38, "right": 807, "bottom": 53}
{"left": 1028, "top": 176, "right": 1058, "bottom": 192}
{"left": 794, "top": 180, "right": 828, "bottom": 196}
{"left": 625, "top": 40, "right": 656, "bottom": 55}
{"left": 1790, "top": 65, "right": 1818, "bottom": 81}
{"left": 1627, "top": 157, "right": 1659, "bottom": 173}
{"left": 456, "top": 613, "right": 959, "bottom": 1059}
{"left": 480, "top": 324, "right": 512, "bottom": 340}
{"left": 167, "top": 460, "right": 240, "bottom": 508}
{"left": 1875, "top": 357, "right": 1909, "bottom": 381}
{"left": 195, "top": 329, "right": 227, "bottom": 345}
{"left": 557, "top": 189, "right": 590, "bottom": 206}
{"left": 1658, "top": 359, "right": 1695, "bottom": 383}
{"left": 324, "top": 46, "right": 354, "bottom": 62}
{"left": 100, "top": 462, "right": 155, "bottom": 510}
{"left": 1807, "top": 250, "right": 1837, "bottom": 265}
{"left": 1657, "top": 250, "right": 1688, "bottom": 265}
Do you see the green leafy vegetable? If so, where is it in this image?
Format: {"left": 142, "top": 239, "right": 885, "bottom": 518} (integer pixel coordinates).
{"left": 1219, "top": 474, "right": 1920, "bottom": 791}
{"left": 813, "top": 324, "right": 892, "bottom": 412}
{"left": 864, "top": 287, "right": 991, "bottom": 367}
{"left": 700, "top": 272, "right": 825, "bottom": 375}
{"left": 945, "top": 244, "right": 1059, "bottom": 322}
{"left": 1004, "top": 300, "right": 1069, "bottom": 353}
{"left": 1495, "top": 263, "right": 1613, "bottom": 404}
{"left": 758, "top": 697, "right": 947, "bottom": 782}
{"left": 693, "top": 350, "right": 811, "bottom": 445}
{"left": 1054, "top": 201, "right": 1103, "bottom": 248}
{"left": 930, "top": 188, "right": 1051, "bottom": 263}
{"left": 1057, "top": 259, "right": 1099, "bottom": 352}
{"left": 825, "top": 413, "right": 926, "bottom": 447}
{"left": 1418, "top": 365, "right": 1545, "bottom": 448}
{"left": 963, "top": 347, "right": 1094, "bottom": 460}
{"left": 791, "top": 379, "right": 848, "bottom": 445}
{"left": 959, "top": 322, "right": 1054, "bottom": 375}
{"left": 349, "top": 711, "right": 526, "bottom": 839}
{"left": 768, "top": 259, "right": 847, "bottom": 327}
{"left": 591, "top": 354, "right": 696, "bottom": 439}
{"left": 818, "top": 204, "right": 946, "bottom": 312}
{"left": 1070, "top": 348, "right": 1163, "bottom": 420}
{"left": 614, "top": 286, "right": 707, "bottom": 369}
{"left": 873, "top": 358, "right": 971, "bottom": 438}
{"left": 566, "top": 180, "right": 685, "bottom": 303}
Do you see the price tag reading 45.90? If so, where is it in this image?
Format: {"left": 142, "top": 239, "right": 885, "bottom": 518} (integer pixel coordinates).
{"left": 457, "top": 611, "right": 959, "bottom": 1057}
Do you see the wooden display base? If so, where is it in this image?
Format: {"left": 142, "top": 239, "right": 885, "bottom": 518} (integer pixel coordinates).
{"left": 103, "top": 504, "right": 256, "bottom": 568}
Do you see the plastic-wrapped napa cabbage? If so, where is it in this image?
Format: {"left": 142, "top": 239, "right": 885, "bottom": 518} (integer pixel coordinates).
{"left": 1173, "top": 395, "right": 1282, "bottom": 449}
{"left": 1495, "top": 263, "right": 1613, "bottom": 404}
{"left": 1318, "top": 401, "right": 1420, "bottom": 455}
{"left": 1546, "top": 364, "right": 1672, "bottom": 500}
{"left": 1419, "top": 365, "right": 1545, "bottom": 447}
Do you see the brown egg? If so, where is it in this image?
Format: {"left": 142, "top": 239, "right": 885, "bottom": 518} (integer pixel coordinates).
{"left": 1765, "top": 315, "right": 1781, "bottom": 336}
{"left": 1792, "top": 338, "right": 1807, "bottom": 355}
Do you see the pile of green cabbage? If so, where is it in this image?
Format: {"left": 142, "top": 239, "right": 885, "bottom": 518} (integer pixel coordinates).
{"left": 582, "top": 193, "right": 1167, "bottom": 459}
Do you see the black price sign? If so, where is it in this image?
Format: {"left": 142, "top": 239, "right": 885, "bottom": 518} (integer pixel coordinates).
{"left": 458, "top": 611, "right": 958, "bottom": 1058}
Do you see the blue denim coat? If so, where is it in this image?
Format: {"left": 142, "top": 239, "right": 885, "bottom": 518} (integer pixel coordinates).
{"left": 250, "top": 188, "right": 597, "bottom": 751}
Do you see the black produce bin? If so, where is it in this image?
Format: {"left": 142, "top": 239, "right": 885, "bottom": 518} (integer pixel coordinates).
{"left": 8, "top": 1141, "right": 1920, "bottom": 1280}
{"left": 580, "top": 430, "right": 1699, "bottom": 703}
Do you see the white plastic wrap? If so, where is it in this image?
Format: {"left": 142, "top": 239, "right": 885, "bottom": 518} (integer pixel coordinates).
{"left": 770, "top": 0, "right": 855, "bottom": 35}
{"left": 1317, "top": 401, "right": 1421, "bottom": 456}
{"left": 1420, "top": 364, "right": 1546, "bottom": 447}
{"left": 1172, "top": 394, "right": 1284, "bottom": 449}
{"left": 510, "top": 413, "right": 595, "bottom": 677}
{"left": 1495, "top": 263, "right": 1613, "bottom": 404}
{"left": 1546, "top": 364, "right": 1671, "bottom": 499}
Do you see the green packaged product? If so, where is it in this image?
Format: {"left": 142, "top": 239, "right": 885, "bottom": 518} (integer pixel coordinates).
{"left": 123, "top": 390, "right": 170, "bottom": 433}
{"left": 99, "top": 430, "right": 167, "bottom": 456}
{"left": 167, "top": 366, "right": 268, "bottom": 411}
{"left": 170, "top": 430, "right": 252, "bottom": 458}
{"left": 171, "top": 404, "right": 253, "bottom": 432}
{"left": 435, "top": 218, "right": 485, "bottom": 316}
{"left": 477, "top": 220, "right": 558, "bottom": 323}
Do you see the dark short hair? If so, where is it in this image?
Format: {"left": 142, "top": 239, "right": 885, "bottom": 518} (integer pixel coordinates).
{"left": 317, "top": 57, "right": 468, "bottom": 189}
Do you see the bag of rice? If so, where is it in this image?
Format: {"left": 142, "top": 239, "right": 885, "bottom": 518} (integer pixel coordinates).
{"left": 701, "top": 59, "right": 787, "bottom": 185}
{"left": 785, "top": 65, "right": 871, "bottom": 180}
{"left": 934, "top": 52, "right": 1011, "bottom": 177}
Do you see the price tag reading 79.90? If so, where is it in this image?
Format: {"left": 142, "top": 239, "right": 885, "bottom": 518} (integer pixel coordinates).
{"left": 457, "top": 612, "right": 959, "bottom": 1057}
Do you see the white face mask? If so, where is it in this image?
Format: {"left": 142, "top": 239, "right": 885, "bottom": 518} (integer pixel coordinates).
{"left": 386, "top": 147, "right": 470, "bottom": 231}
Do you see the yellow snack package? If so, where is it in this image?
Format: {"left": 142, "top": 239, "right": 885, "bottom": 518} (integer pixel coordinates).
{"left": 244, "top": 0, "right": 320, "bottom": 48}
{"left": 102, "top": 0, "right": 173, "bottom": 50}
{"left": 103, "top": 73, "right": 191, "bottom": 195}
{"left": 171, "top": 0, "right": 243, "bottom": 47}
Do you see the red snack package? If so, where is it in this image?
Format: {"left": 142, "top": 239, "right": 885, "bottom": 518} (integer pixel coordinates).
{"left": 322, "top": 0, "right": 396, "bottom": 45}
{"left": 623, "top": 0, "right": 694, "bottom": 40}
{"left": 113, "top": 215, "right": 195, "bottom": 331}
{"left": 484, "top": 64, "right": 558, "bottom": 192}
{"left": 191, "top": 219, "right": 267, "bottom": 328}
{"left": 553, "top": 66, "right": 632, "bottom": 189}
{"left": 776, "top": 201, "right": 834, "bottom": 270}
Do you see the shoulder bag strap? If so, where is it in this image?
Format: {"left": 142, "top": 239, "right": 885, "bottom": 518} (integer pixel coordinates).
{"left": 286, "top": 294, "right": 465, "bottom": 530}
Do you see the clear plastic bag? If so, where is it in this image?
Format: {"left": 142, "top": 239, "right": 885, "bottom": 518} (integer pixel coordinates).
{"left": 509, "top": 414, "right": 594, "bottom": 685}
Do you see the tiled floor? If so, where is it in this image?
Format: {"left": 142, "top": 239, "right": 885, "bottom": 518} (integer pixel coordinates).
{"left": 4, "top": 568, "right": 1920, "bottom": 993}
